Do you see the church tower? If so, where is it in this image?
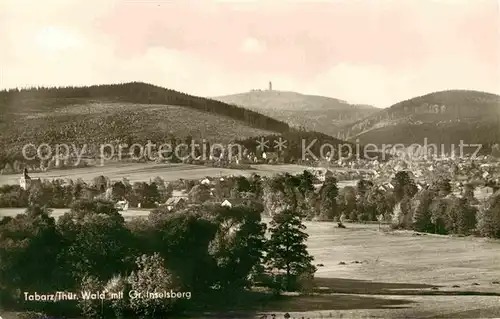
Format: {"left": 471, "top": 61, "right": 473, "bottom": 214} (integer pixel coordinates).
{"left": 20, "top": 168, "right": 31, "bottom": 190}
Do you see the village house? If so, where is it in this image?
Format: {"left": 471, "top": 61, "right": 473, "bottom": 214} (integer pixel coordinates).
{"left": 165, "top": 197, "right": 187, "bottom": 211}
{"left": 262, "top": 152, "right": 280, "bottom": 162}
{"left": 19, "top": 168, "right": 41, "bottom": 190}
{"left": 221, "top": 199, "right": 232, "bottom": 208}
{"left": 385, "top": 182, "right": 395, "bottom": 190}
{"left": 312, "top": 168, "right": 334, "bottom": 182}
{"left": 413, "top": 169, "right": 423, "bottom": 178}
{"left": 416, "top": 181, "right": 428, "bottom": 191}
{"left": 200, "top": 178, "right": 211, "bottom": 185}
{"left": 221, "top": 198, "right": 247, "bottom": 208}
{"left": 115, "top": 200, "right": 129, "bottom": 211}
{"left": 81, "top": 186, "right": 100, "bottom": 200}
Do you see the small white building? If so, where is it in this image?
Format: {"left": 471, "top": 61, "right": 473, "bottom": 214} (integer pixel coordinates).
{"left": 221, "top": 199, "right": 232, "bottom": 208}
{"left": 165, "top": 197, "right": 187, "bottom": 211}
{"left": 221, "top": 198, "right": 245, "bottom": 208}
{"left": 115, "top": 200, "right": 129, "bottom": 211}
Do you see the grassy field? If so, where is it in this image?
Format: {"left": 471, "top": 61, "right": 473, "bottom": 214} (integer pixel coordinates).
{"left": 1, "top": 211, "right": 499, "bottom": 318}
{"left": 290, "top": 221, "right": 500, "bottom": 318}
{"left": 232, "top": 221, "right": 500, "bottom": 319}
{"left": 0, "top": 163, "right": 358, "bottom": 187}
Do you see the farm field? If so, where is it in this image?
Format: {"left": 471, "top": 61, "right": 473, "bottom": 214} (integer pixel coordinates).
{"left": 1, "top": 212, "right": 499, "bottom": 318}
{"left": 0, "top": 163, "right": 358, "bottom": 187}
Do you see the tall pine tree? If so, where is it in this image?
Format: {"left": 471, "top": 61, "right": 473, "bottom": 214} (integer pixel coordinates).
{"left": 477, "top": 192, "right": 500, "bottom": 238}
{"left": 265, "top": 209, "right": 316, "bottom": 292}
{"left": 317, "top": 176, "right": 339, "bottom": 220}
{"left": 412, "top": 190, "right": 434, "bottom": 232}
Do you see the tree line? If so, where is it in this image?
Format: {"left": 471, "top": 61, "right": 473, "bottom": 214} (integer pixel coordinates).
{"left": 0, "top": 177, "right": 171, "bottom": 209}
{"left": 389, "top": 171, "right": 500, "bottom": 238}
{"left": 2, "top": 170, "right": 499, "bottom": 240}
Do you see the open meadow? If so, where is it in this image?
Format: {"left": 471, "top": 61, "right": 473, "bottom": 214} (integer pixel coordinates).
{"left": 196, "top": 221, "right": 500, "bottom": 319}
{"left": 275, "top": 221, "right": 500, "bottom": 318}
{"left": 0, "top": 163, "right": 358, "bottom": 187}
{"left": 186, "top": 220, "right": 500, "bottom": 319}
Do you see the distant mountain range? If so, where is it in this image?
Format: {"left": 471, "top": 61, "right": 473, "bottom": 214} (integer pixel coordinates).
{"left": 215, "top": 88, "right": 500, "bottom": 155}
{"left": 2, "top": 83, "right": 497, "bottom": 167}
{"left": 340, "top": 90, "right": 500, "bottom": 152}
{"left": 213, "top": 90, "right": 378, "bottom": 136}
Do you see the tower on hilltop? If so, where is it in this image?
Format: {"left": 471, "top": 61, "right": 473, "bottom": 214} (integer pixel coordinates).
{"left": 268, "top": 81, "right": 272, "bottom": 91}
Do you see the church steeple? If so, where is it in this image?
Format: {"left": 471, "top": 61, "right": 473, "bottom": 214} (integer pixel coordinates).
{"left": 20, "top": 168, "right": 31, "bottom": 190}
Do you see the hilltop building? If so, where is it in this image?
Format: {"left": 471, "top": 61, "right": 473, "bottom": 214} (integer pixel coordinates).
{"left": 269, "top": 81, "right": 272, "bottom": 91}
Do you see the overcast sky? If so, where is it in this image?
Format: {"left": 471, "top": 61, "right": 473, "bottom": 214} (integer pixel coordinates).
{"left": 0, "top": 0, "right": 499, "bottom": 107}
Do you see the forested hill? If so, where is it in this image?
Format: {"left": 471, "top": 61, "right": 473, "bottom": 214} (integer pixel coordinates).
{"left": 0, "top": 82, "right": 290, "bottom": 132}
{"left": 341, "top": 90, "right": 500, "bottom": 147}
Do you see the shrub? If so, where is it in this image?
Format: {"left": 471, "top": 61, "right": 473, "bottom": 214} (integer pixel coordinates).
{"left": 77, "top": 275, "right": 103, "bottom": 318}
{"left": 104, "top": 274, "right": 129, "bottom": 318}
{"left": 127, "top": 253, "right": 178, "bottom": 318}
{"left": 296, "top": 269, "right": 316, "bottom": 295}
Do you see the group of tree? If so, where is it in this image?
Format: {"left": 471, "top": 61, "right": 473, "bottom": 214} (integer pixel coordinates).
{"left": 258, "top": 170, "right": 500, "bottom": 239}
{"left": 0, "top": 197, "right": 317, "bottom": 318}
{"left": 0, "top": 176, "right": 173, "bottom": 209}
{"left": 259, "top": 172, "right": 396, "bottom": 224}
{"left": 389, "top": 171, "right": 500, "bottom": 238}
{"left": 0, "top": 171, "right": 268, "bottom": 210}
